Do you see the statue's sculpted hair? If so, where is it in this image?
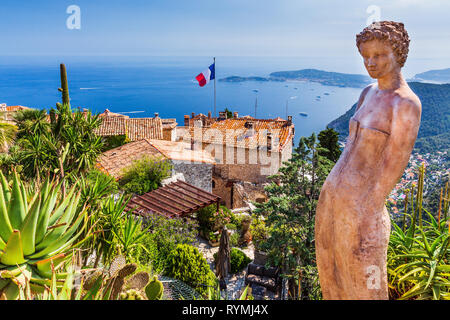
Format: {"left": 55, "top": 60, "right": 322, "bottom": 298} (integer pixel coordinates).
{"left": 356, "top": 21, "right": 410, "bottom": 67}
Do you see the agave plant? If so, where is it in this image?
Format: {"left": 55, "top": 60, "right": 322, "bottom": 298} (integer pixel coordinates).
{"left": 387, "top": 164, "right": 450, "bottom": 300}
{"left": 0, "top": 171, "right": 87, "bottom": 300}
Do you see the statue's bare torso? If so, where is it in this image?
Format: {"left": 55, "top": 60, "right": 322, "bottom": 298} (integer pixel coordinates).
{"left": 315, "top": 79, "right": 420, "bottom": 300}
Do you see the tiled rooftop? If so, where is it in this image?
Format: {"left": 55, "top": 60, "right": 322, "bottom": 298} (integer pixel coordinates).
{"left": 97, "top": 138, "right": 215, "bottom": 179}
{"left": 4, "top": 105, "right": 30, "bottom": 112}
{"left": 96, "top": 139, "right": 164, "bottom": 179}
{"left": 181, "top": 117, "right": 294, "bottom": 151}
{"left": 94, "top": 117, "right": 163, "bottom": 141}
{"left": 146, "top": 139, "right": 215, "bottom": 164}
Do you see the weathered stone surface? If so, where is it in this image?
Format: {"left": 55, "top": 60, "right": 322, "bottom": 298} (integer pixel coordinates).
{"left": 172, "top": 160, "right": 213, "bottom": 192}
{"left": 315, "top": 21, "right": 422, "bottom": 300}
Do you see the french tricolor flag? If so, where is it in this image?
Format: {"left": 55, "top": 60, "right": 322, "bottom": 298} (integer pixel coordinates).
{"left": 195, "top": 63, "right": 215, "bottom": 87}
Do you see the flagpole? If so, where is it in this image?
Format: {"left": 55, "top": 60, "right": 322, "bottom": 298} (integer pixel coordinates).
{"left": 213, "top": 57, "right": 216, "bottom": 118}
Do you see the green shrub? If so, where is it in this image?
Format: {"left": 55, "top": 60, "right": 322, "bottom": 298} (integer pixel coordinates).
{"left": 119, "top": 155, "right": 172, "bottom": 195}
{"left": 102, "top": 134, "right": 130, "bottom": 152}
{"left": 197, "top": 204, "right": 233, "bottom": 233}
{"left": 229, "top": 232, "right": 240, "bottom": 248}
{"left": 133, "top": 215, "right": 198, "bottom": 274}
{"left": 230, "top": 248, "right": 251, "bottom": 274}
{"left": 165, "top": 244, "right": 217, "bottom": 295}
{"left": 208, "top": 231, "right": 219, "bottom": 243}
{"left": 249, "top": 214, "right": 269, "bottom": 251}
{"left": 225, "top": 223, "right": 237, "bottom": 231}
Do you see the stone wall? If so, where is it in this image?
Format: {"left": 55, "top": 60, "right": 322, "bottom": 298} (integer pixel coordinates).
{"left": 232, "top": 181, "right": 268, "bottom": 209}
{"left": 172, "top": 160, "right": 213, "bottom": 192}
{"left": 163, "top": 127, "right": 177, "bottom": 141}
{"left": 212, "top": 174, "right": 232, "bottom": 207}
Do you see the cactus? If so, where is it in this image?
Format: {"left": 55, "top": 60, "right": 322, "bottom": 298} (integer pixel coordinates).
{"left": 108, "top": 263, "right": 137, "bottom": 300}
{"left": 120, "top": 289, "right": 145, "bottom": 300}
{"left": 125, "top": 271, "right": 150, "bottom": 290}
{"left": 145, "top": 275, "right": 163, "bottom": 300}
{"left": 82, "top": 270, "right": 103, "bottom": 291}
{"left": 78, "top": 255, "right": 152, "bottom": 300}
{"left": 57, "top": 63, "right": 70, "bottom": 107}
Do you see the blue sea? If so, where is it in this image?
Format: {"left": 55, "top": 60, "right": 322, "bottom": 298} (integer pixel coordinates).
{"left": 0, "top": 56, "right": 373, "bottom": 144}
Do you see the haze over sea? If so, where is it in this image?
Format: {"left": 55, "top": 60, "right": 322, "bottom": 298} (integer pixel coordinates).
{"left": 0, "top": 55, "right": 446, "bottom": 144}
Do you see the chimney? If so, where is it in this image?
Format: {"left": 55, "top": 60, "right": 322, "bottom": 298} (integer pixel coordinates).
{"left": 233, "top": 112, "right": 238, "bottom": 119}
{"left": 267, "top": 132, "right": 272, "bottom": 151}
{"left": 287, "top": 115, "right": 292, "bottom": 125}
{"left": 184, "top": 115, "right": 190, "bottom": 127}
{"left": 154, "top": 112, "right": 159, "bottom": 118}
{"left": 191, "top": 112, "right": 195, "bottom": 118}
{"left": 244, "top": 121, "right": 254, "bottom": 129}
{"left": 208, "top": 111, "right": 212, "bottom": 119}
{"left": 194, "top": 119, "right": 203, "bottom": 128}
{"left": 218, "top": 111, "right": 226, "bottom": 120}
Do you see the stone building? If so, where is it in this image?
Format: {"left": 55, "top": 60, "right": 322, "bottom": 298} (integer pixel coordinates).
{"left": 96, "top": 138, "right": 215, "bottom": 192}
{"left": 179, "top": 111, "right": 295, "bottom": 208}
{"left": 0, "top": 104, "right": 31, "bottom": 124}
{"left": 95, "top": 110, "right": 177, "bottom": 142}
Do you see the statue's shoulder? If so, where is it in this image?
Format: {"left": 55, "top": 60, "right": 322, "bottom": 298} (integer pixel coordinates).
{"left": 392, "top": 87, "right": 422, "bottom": 120}
{"left": 356, "top": 83, "right": 376, "bottom": 111}
{"left": 394, "top": 86, "right": 421, "bottom": 110}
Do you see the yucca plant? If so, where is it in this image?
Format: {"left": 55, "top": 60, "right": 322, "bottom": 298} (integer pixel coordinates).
{"left": 0, "top": 171, "right": 87, "bottom": 300}
{"left": 111, "top": 211, "right": 150, "bottom": 262}
{"left": 387, "top": 164, "right": 450, "bottom": 300}
{"left": 205, "top": 283, "right": 251, "bottom": 300}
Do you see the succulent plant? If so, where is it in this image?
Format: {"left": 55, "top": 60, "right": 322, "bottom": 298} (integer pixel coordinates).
{"left": 125, "top": 271, "right": 150, "bottom": 290}
{"left": 57, "top": 63, "right": 70, "bottom": 108}
{"left": 120, "top": 289, "right": 145, "bottom": 300}
{"left": 145, "top": 275, "right": 163, "bottom": 300}
{"left": 0, "top": 171, "right": 86, "bottom": 300}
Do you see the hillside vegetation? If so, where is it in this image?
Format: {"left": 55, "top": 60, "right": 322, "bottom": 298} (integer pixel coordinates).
{"left": 413, "top": 68, "right": 450, "bottom": 83}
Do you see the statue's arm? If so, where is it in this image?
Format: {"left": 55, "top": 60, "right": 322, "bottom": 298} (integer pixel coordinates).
{"left": 377, "top": 97, "right": 422, "bottom": 192}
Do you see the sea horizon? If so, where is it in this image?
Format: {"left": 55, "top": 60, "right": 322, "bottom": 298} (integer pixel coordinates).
{"left": 1, "top": 55, "right": 448, "bottom": 143}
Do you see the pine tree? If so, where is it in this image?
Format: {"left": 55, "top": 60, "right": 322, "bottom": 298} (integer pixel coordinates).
{"left": 318, "top": 126, "right": 342, "bottom": 163}
{"left": 253, "top": 132, "right": 334, "bottom": 300}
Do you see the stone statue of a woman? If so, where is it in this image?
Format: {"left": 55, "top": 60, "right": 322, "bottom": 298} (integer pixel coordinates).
{"left": 315, "top": 21, "right": 422, "bottom": 300}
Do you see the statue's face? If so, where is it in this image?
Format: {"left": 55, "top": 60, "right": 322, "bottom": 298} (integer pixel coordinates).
{"left": 358, "top": 39, "right": 399, "bottom": 79}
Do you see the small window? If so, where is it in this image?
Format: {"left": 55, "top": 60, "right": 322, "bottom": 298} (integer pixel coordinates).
{"left": 212, "top": 180, "right": 216, "bottom": 188}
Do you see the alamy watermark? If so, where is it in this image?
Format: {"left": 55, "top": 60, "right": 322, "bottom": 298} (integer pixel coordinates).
{"left": 66, "top": 5, "right": 81, "bottom": 30}
{"left": 366, "top": 5, "right": 381, "bottom": 27}
{"left": 366, "top": 265, "right": 381, "bottom": 290}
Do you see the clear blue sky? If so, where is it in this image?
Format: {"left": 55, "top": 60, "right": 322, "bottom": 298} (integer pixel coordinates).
{"left": 0, "top": 0, "right": 449, "bottom": 60}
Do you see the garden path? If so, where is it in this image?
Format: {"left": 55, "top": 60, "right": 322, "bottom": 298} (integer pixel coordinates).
{"left": 194, "top": 236, "right": 278, "bottom": 300}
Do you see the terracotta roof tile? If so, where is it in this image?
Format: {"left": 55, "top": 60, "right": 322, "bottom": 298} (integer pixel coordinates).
{"left": 96, "top": 139, "right": 165, "bottom": 179}
{"left": 182, "top": 118, "right": 294, "bottom": 151}
{"left": 94, "top": 117, "right": 163, "bottom": 141}
{"left": 146, "top": 139, "right": 215, "bottom": 164}
{"left": 97, "top": 138, "right": 215, "bottom": 179}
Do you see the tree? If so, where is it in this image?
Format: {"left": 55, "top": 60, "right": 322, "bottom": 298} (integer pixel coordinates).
{"left": 317, "top": 126, "right": 342, "bottom": 163}
{"left": 13, "top": 103, "right": 103, "bottom": 187}
{"left": 253, "top": 132, "right": 334, "bottom": 300}
{"left": 0, "top": 122, "right": 17, "bottom": 152}
{"left": 224, "top": 108, "right": 233, "bottom": 119}
{"left": 13, "top": 109, "right": 49, "bottom": 140}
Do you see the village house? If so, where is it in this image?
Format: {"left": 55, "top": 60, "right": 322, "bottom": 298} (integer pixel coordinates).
{"left": 179, "top": 111, "right": 295, "bottom": 208}
{"left": 95, "top": 110, "right": 178, "bottom": 142}
{"left": 0, "top": 104, "right": 31, "bottom": 124}
{"left": 96, "top": 138, "right": 215, "bottom": 192}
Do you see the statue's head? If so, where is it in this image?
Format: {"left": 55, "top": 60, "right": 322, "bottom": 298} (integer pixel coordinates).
{"left": 356, "top": 21, "right": 410, "bottom": 79}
